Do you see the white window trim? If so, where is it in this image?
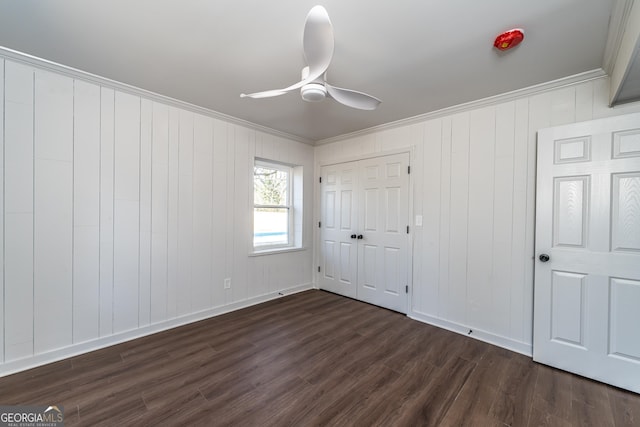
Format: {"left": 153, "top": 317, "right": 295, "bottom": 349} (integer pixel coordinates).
{"left": 249, "top": 246, "right": 307, "bottom": 257}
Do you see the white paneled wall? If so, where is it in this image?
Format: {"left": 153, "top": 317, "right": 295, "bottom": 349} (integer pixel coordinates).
{"left": 315, "top": 77, "right": 640, "bottom": 354}
{"left": 5, "top": 60, "right": 34, "bottom": 362}
{"left": 0, "top": 57, "right": 314, "bottom": 374}
{"left": 0, "top": 60, "right": 4, "bottom": 365}
{"left": 73, "top": 80, "right": 101, "bottom": 344}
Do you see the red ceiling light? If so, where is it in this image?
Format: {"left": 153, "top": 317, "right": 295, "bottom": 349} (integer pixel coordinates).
{"left": 494, "top": 28, "right": 524, "bottom": 51}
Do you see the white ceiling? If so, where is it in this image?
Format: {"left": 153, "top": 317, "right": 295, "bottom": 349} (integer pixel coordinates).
{"left": 0, "top": 0, "right": 614, "bottom": 142}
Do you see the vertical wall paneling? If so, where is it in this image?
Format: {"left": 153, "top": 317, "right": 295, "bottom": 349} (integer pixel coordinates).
{"left": 99, "top": 87, "right": 115, "bottom": 336}
{"left": 33, "top": 70, "right": 74, "bottom": 354}
{"left": 492, "top": 102, "right": 516, "bottom": 337}
{"left": 212, "top": 119, "right": 228, "bottom": 305}
{"left": 248, "top": 256, "right": 265, "bottom": 298}
{"left": 176, "top": 110, "right": 193, "bottom": 316}
{"left": 437, "top": 118, "right": 453, "bottom": 319}
{"left": 151, "top": 102, "right": 169, "bottom": 323}
{"left": 593, "top": 78, "right": 613, "bottom": 118}
{"left": 421, "top": 120, "right": 441, "bottom": 314}
{"left": 4, "top": 61, "right": 34, "bottom": 361}
{"left": 112, "top": 91, "right": 140, "bottom": 333}
{"left": 138, "top": 98, "right": 152, "bottom": 327}
{"left": 510, "top": 98, "right": 530, "bottom": 343}
{"left": 191, "top": 114, "right": 213, "bottom": 311}
{"left": 167, "top": 107, "right": 180, "bottom": 318}
{"left": 302, "top": 148, "right": 313, "bottom": 272}
{"left": 233, "top": 126, "right": 251, "bottom": 302}
{"left": 466, "top": 106, "right": 496, "bottom": 331}
{"left": 575, "top": 82, "right": 594, "bottom": 122}
{"left": 448, "top": 113, "right": 470, "bottom": 325}
{"left": 551, "top": 87, "right": 577, "bottom": 126}
{"left": 224, "top": 126, "right": 235, "bottom": 305}
{"left": 72, "top": 80, "right": 101, "bottom": 343}
{"left": 0, "top": 59, "right": 4, "bottom": 363}
{"left": 410, "top": 127, "right": 424, "bottom": 312}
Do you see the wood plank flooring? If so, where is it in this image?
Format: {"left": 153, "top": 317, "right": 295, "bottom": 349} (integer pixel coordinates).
{"left": 0, "top": 290, "right": 638, "bottom": 426}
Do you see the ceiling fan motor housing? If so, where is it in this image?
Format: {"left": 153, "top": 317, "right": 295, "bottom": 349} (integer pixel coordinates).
{"left": 301, "top": 83, "right": 327, "bottom": 102}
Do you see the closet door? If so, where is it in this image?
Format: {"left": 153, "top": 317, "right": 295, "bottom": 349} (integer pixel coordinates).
{"left": 357, "top": 153, "right": 410, "bottom": 313}
{"left": 318, "top": 161, "right": 358, "bottom": 298}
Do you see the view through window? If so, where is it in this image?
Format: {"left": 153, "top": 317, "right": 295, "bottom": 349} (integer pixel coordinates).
{"left": 253, "top": 160, "right": 292, "bottom": 248}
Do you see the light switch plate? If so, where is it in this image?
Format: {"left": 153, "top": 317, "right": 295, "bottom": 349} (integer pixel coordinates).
{"left": 415, "top": 215, "right": 423, "bottom": 226}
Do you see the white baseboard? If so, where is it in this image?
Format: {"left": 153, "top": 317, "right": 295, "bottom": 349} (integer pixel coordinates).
{"left": 0, "top": 283, "right": 314, "bottom": 377}
{"left": 408, "top": 310, "right": 533, "bottom": 357}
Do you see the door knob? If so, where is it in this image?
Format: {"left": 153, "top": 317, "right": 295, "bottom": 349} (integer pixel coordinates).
{"left": 357, "top": 235, "right": 363, "bottom": 239}
{"left": 539, "top": 254, "right": 550, "bottom": 262}
{"left": 350, "top": 234, "right": 357, "bottom": 239}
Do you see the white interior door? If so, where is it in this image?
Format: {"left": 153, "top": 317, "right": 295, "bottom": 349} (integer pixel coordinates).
{"left": 318, "top": 161, "right": 358, "bottom": 298}
{"left": 357, "top": 153, "right": 410, "bottom": 313}
{"left": 534, "top": 112, "right": 640, "bottom": 393}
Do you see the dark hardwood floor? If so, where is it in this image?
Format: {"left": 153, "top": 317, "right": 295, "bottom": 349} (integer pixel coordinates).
{"left": 0, "top": 290, "right": 638, "bottom": 426}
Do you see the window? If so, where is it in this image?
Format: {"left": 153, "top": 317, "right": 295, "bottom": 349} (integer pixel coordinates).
{"left": 253, "top": 160, "right": 294, "bottom": 249}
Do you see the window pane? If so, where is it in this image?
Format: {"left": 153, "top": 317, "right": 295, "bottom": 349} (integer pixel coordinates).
{"left": 254, "top": 166, "right": 288, "bottom": 206}
{"left": 254, "top": 207, "right": 289, "bottom": 246}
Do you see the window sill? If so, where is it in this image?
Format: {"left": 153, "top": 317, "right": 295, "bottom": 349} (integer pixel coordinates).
{"left": 249, "top": 246, "right": 307, "bottom": 257}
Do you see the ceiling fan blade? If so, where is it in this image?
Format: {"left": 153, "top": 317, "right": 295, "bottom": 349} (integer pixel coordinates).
{"left": 301, "top": 5, "right": 334, "bottom": 85}
{"left": 241, "top": 6, "right": 334, "bottom": 100}
{"left": 240, "top": 89, "right": 288, "bottom": 99}
{"left": 325, "top": 83, "right": 382, "bottom": 110}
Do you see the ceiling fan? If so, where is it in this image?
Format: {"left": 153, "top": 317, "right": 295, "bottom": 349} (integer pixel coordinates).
{"left": 240, "top": 5, "right": 381, "bottom": 110}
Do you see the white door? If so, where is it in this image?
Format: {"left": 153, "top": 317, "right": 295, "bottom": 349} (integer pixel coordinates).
{"left": 357, "top": 153, "right": 410, "bottom": 313}
{"left": 534, "top": 112, "right": 640, "bottom": 393}
{"left": 318, "top": 153, "right": 410, "bottom": 313}
{"left": 318, "top": 161, "right": 358, "bottom": 298}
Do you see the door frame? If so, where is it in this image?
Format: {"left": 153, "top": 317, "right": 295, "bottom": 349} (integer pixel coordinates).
{"left": 314, "top": 147, "right": 415, "bottom": 314}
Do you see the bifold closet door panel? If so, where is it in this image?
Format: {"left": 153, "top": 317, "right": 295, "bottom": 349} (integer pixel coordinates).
{"left": 319, "top": 162, "right": 359, "bottom": 298}
{"left": 357, "top": 153, "right": 409, "bottom": 313}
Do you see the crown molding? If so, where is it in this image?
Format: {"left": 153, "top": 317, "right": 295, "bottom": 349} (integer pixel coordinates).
{"left": 0, "top": 46, "right": 608, "bottom": 147}
{"left": 315, "top": 69, "right": 607, "bottom": 146}
{"left": 603, "top": 0, "right": 636, "bottom": 75}
{"left": 0, "top": 46, "right": 314, "bottom": 146}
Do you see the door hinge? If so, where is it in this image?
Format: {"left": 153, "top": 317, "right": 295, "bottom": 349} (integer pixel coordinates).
{"left": 407, "top": 225, "right": 410, "bottom": 234}
{"left": 405, "top": 285, "right": 409, "bottom": 293}
{"left": 408, "top": 166, "right": 411, "bottom": 174}
{"left": 318, "top": 266, "right": 321, "bottom": 273}
{"left": 319, "top": 221, "right": 322, "bottom": 228}
{"left": 319, "top": 176, "right": 322, "bottom": 183}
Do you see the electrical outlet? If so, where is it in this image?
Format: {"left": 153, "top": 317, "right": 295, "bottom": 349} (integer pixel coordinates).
{"left": 224, "top": 278, "right": 231, "bottom": 289}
